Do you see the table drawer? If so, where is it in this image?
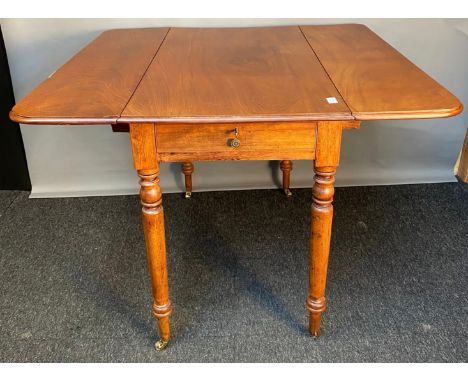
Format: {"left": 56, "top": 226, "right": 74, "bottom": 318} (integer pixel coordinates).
{"left": 155, "top": 122, "right": 316, "bottom": 161}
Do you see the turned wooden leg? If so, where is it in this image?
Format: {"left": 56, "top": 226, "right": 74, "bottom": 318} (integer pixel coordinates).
{"left": 181, "top": 162, "right": 194, "bottom": 199}
{"left": 280, "top": 160, "right": 293, "bottom": 197}
{"left": 138, "top": 168, "right": 172, "bottom": 351}
{"left": 306, "top": 165, "right": 336, "bottom": 337}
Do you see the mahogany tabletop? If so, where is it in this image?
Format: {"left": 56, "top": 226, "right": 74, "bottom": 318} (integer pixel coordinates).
{"left": 10, "top": 24, "right": 463, "bottom": 125}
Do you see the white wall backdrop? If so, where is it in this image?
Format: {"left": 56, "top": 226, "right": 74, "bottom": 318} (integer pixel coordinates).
{"left": 1, "top": 18, "right": 467, "bottom": 197}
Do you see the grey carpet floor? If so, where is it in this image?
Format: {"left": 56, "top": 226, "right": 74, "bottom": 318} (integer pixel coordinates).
{"left": 0, "top": 183, "right": 466, "bottom": 362}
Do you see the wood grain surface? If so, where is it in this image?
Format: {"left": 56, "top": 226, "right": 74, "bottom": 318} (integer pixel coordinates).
{"left": 11, "top": 25, "right": 462, "bottom": 125}
{"left": 120, "top": 27, "right": 352, "bottom": 123}
{"left": 301, "top": 24, "right": 463, "bottom": 120}
{"left": 155, "top": 121, "right": 317, "bottom": 161}
{"left": 10, "top": 28, "right": 169, "bottom": 124}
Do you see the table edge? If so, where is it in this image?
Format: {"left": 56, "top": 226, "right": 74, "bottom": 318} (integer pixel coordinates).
{"left": 13, "top": 105, "right": 463, "bottom": 125}
{"left": 353, "top": 103, "right": 464, "bottom": 121}
{"left": 117, "top": 113, "right": 355, "bottom": 124}
{"left": 9, "top": 110, "right": 118, "bottom": 125}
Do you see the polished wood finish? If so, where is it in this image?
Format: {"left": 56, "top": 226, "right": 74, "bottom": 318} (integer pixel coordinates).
{"left": 12, "top": 25, "right": 462, "bottom": 125}
{"left": 341, "top": 120, "right": 361, "bottom": 130}
{"left": 108, "top": 123, "right": 368, "bottom": 133}
{"left": 181, "top": 162, "right": 194, "bottom": 198}
{"left": 301, "top": 24, "right": 463, "bottom": 120}
{"left": 120, "top": 27, "right": 351, "bottom": 123}
{"left": 10, "top": 25, "right": 464, "bottom": 348}
{"left": 280, "top": 160, "right": 293, "bottom": 196}
{"left": 315, "top": 121, "right": 343, "bottom": 168}
{"left": 130, "top": 124, "right": 172, "bottom": 348}
{"left": 138, "top": 167, "right": 172, "bottom": 348}
{"left": 11, "top": 28, "right": 169, "bottom": 125}
{"left": 308, "top": 165, "right": 336, "bottom": 336}
{"left": 130, "top": 123, "right": 158, "bottom": 170}
{"left": 155, "top": 122, "right": 316, "bottom": 161}
{"left": 306, "top": 121, "right": 343, "bottom": 336}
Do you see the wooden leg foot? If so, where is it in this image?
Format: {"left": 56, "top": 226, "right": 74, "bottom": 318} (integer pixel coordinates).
{"left": 307, "top": 297, "right": 326, "bottom": 337}
{"left": 153, "top": 306, "right": 171, "bottom": 350}
{"left": 182, "top": 162, "right": 194, "bottom": 199}
{"left": 309, "top": 313, "right": 321, "bottom": 337}
{"left": 280, "top": 160, "right": 293, "bottom": 197}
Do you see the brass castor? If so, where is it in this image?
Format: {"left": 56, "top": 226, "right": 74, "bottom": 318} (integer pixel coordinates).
{"left": 310, "top": 324, "right": 321, "bottom": 338}
{"left": 182, "top": 162, "right": 194, "bottom": 199}
{"left": 155, "top": 339, "right": 169, "bottom": 351}
{"left": 280, "top": 160, "right": 293, "bottom": 197}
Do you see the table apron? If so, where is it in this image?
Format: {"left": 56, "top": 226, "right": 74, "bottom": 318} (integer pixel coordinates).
{"left": 155, "top": 121, "right": 317, "bottom": 162}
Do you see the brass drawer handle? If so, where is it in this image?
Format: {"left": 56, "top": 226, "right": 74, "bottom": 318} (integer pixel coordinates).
{"left": 228, "top": 127, "right": 241, "bottom": 148}
{"left": 229, "top": 138, "right": 241, "bottom": 148}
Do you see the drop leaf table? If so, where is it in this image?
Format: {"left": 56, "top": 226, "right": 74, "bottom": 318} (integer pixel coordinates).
{"left": 10, "top": 25, "right": 463, "bottom": 351}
